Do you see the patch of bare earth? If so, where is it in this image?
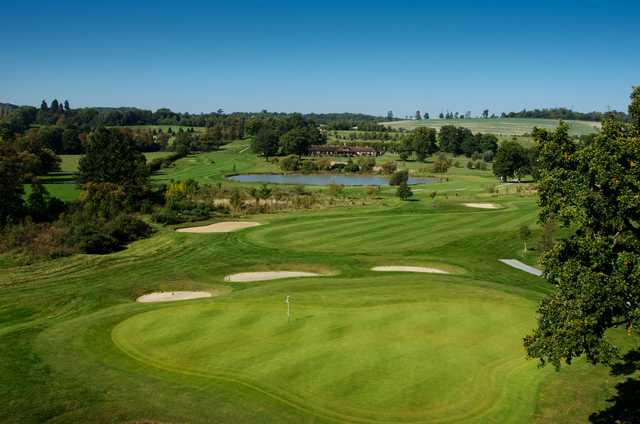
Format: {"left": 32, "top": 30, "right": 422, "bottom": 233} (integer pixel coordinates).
{"left": 224, "top": 271, "right": 321, "bottom": 282}
{"left": 136, "top": 291, "right": 214, "bottom": 303}
{"left": 176, "top": 221, "right": 261, "bottom": 233}
{"left": 371, "top": 266, "right": 449, "bottom": 274}
{"left": 463, "top": 203, "right": 500, "bottom": 209}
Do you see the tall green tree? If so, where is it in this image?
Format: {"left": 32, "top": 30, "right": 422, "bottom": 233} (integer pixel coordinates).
{"left": 411, "top": 127, "right": 437, "bottom": 161}
{"left": 78, "top": 128, "right": 149, "bottom": 197}
{"left": 279, "top": 127, "right": 323, "bottom": 157}
{"left": 493, "top": 140, "right": 528, "bottom": 180}
{"left": 524, "top": 87, "right": 640, "bottom": 421}
{"left": 438, "top": 125, "right": 459, "bottom": 154}
{"left": 0, "top": 143, "right": 26, "bottom": 226}
{"left": 251, "top": 128, "right": 280, "bottom": 158}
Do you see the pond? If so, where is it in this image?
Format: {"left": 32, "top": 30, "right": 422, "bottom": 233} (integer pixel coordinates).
{"left": 227, "top": 174, "right": 436, "bottom": 186}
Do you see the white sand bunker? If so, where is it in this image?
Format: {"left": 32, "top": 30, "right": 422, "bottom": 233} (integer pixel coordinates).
{"left": 225, "top": 271, "right": 321, "bottom": 283}
{"left": 176, "top": 221, "right": 261, "bottom": 233}
{"left": 372, "top": 266, "right": 449, "bottom": 274}
{"left": 463, "top": 203, "right": 500, "bottom": 209}
{"left": 136, "top": 291, "right": 213, "bottom": 303}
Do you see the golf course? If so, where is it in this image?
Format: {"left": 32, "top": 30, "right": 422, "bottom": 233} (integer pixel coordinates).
{"left": 3, "top": 2, "right": 638, "bottom": 421}
{"left": 0, "top": 137, "right": 633, "bottom": 423}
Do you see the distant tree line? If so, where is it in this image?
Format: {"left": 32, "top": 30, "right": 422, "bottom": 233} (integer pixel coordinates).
{"left": 501, "top": 107, "right": 627, "bottom": 122}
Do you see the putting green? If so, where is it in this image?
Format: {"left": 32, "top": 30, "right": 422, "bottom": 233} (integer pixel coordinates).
{"left": 113, "top": 276, "right": 544, "bottom": 423}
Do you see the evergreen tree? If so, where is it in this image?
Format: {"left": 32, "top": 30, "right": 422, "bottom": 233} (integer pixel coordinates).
{"left": 396, "top": 181, "right": 413, "bottom": 200}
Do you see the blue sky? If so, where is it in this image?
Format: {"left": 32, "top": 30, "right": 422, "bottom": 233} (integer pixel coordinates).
{"left": 1, "top": 0, "right": 638, "bottom": 117}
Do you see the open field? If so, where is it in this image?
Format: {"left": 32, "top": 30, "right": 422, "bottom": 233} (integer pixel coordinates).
{"left": 381, "top": 118, "right": 601, "bottom": 136}
{"left": 2, "top": 142, "right": 634, "bottom": 422}
{"left": 38, "top": 151, "right": 174, "bottom": 201}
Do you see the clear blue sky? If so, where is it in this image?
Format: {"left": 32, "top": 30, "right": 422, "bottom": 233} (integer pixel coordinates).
{"left": 1, "top": 0, "right": 638, "bottom": 117}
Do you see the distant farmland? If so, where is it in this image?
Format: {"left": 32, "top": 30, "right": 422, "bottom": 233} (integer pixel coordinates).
{"left": 382, "top": 118, "right": 601, "bottom": 136}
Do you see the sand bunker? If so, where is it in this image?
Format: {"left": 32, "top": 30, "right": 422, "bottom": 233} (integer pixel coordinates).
{"left": 176, "top": 221, "right": 261, "bottom": 233}
{"left": 224, "top": 271, "right": 321, "bottom": 282}
{"left": 136, "top": 291, "right": 213, "bottom": 303}
{"left": 463, "top": 203, "right": 500, "bottom": 209}
{"left": 371, "top": 266, "right": 449, "bottom": 274}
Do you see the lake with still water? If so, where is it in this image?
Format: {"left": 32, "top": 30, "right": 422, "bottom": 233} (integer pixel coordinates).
{"left": 228, "top": 174, "right": 436, "bottom": 186}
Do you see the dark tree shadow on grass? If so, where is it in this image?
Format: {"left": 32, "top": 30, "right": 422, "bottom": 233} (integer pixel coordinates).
{"left": 589, "top": 349, "right": 640, "bottom": 424}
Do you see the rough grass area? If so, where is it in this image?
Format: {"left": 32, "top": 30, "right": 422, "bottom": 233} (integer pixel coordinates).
{"left": 381, "top": 118, "right": 600, "bottom": 136}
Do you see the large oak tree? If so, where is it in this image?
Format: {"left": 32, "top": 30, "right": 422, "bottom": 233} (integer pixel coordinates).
{"left": 525, "top": 87, "right": 640, "bottom": 420}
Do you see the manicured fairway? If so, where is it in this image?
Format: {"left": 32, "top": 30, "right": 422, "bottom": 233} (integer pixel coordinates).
{"left": 1, "top": 153, "right": 630, "bottom": 423}
{"left": 113, "top": 276, "right": 542, "bottom": 423}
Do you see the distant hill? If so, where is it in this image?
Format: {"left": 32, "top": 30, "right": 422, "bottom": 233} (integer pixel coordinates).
{"left": 381, "top": 118, "right": 600, "bottom": 136}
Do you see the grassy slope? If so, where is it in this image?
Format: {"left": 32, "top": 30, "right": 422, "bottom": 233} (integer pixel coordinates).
{"left": 1, "top": 141, "right": 633, "bottom": 423}
{"left": 381, "top": 118, "right": 600, "bottom": 136}
{"left": 38, "top": 151, "right": 173, "bottom": 201}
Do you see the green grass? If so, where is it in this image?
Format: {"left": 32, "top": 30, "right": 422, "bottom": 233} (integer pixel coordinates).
{"left": 381, "top": 118, "right": 600, "bottom": 136}
{"left": 37, "top": 152, "right": 174, "bottom": 201}
{"left": 2, "top": 143, "right": 632, "bottom": 423}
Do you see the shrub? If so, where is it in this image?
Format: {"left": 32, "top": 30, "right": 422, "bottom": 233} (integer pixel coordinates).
{"left": 301, "top": 160, "right": 317, "bottom": 173}
{"left": 279, "top": 155, "right": 300, "bottom": 172}
{"left": 482, "top": 150, "right": 494, "bottom": 162}
{"left": 432, "top": 154, "right": 450, "bottom": 174}
{"left": 152, "top": 208, "right": 180, "bottom": 224}
{"left": 358, "top": 157, "right": 376, "bottom": 173}
{"left": 344, "top": 159, "right": 360, "bottom": 173}
{"left": 66, "top": 210, "right": 152, "bottom": 254}
{"left": 396, "top": 182, "right": 413, "bottom": 200}
{"left": 389, "top": 170, "right": 409, "bottom": 186}
{"left": 106, "top": 214, "right": 152, "bottom": 243}
{"left": 466, "top": 160, "right": 474, "bottom": 169}
{"left": 316, "top": 157, "right": 332, "bottom": 171}
{"left": 381, "top": 161, "right": 397, "bottom": 174}
{"left": 328, "top": 183, "right": 344, "bottom": 197}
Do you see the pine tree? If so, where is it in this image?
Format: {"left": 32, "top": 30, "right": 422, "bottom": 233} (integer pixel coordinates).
{"left": 40, "top": 100, "right": 48, "bottom": 111}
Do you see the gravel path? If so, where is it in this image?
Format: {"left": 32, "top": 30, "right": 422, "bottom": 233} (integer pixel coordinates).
{"left": 499, "top": 259, "right": 542, "bottom": 276}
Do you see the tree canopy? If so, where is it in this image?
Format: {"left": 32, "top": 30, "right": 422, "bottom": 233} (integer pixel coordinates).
{"left": 78, "top": 128, "right": 149, "bottom": 196}
{"left": 524, "top": 87, "right": 640, "bottom": 370}
{"left": 493, "top": 140, "right": 529, "bottom": 180}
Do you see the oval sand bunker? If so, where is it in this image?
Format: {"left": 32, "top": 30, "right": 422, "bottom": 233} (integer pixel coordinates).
{"left": 224, "top": 271, "right": 321, "bottom": 283}
{"left": 372, "top": 266, "right": 449, "bottom": 274}
{"left": 176, "top": 221, "right": 261, "bottom": 233}
{"left": 137, "top": 291, "right": 213, "bottom": 303}
{"left": 463, "top": 203, "right": 500, "bottom": 209}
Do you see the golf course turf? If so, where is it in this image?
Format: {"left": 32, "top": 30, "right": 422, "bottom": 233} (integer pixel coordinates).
{"left": 1, "top": 141, "right": 632, "bottom": 423}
